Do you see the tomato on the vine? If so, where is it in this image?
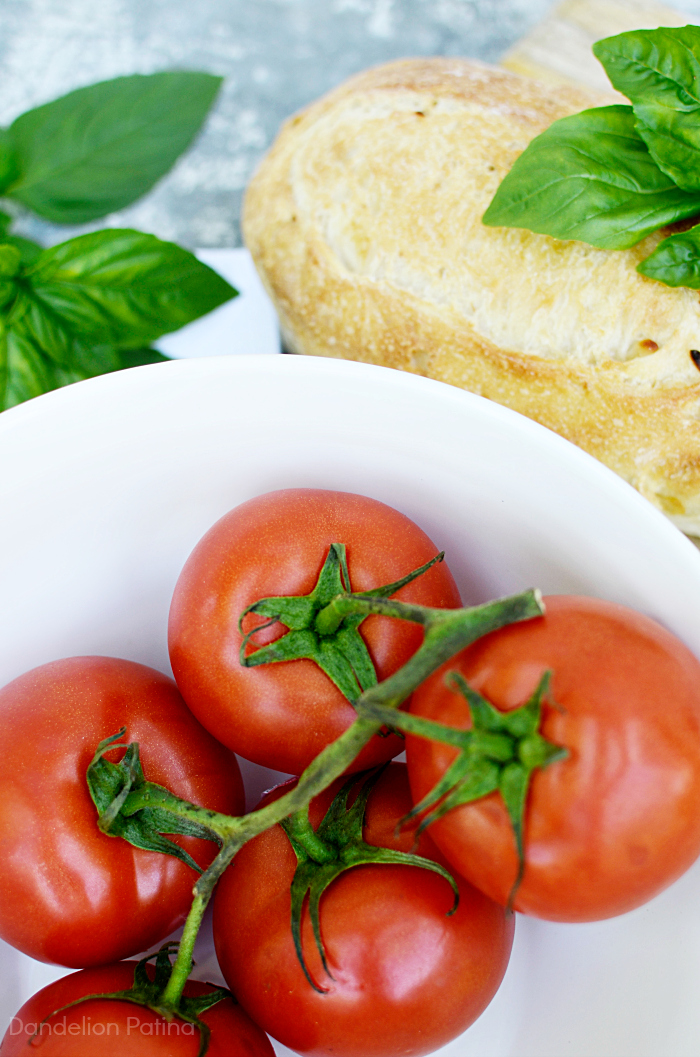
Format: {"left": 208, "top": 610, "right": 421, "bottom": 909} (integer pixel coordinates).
{"left": 213, "top": 763, "right": 513, "bottom": 1057}
{"left": 406, "top": 594, "right": 700, "bottom": 921}
{"left": 0, "top": 961, "right": 274, "bottom": 1056}
{"left": 168, "top": 489, "right": 461, "bottom": 774}
{"left": 0, "top": 656, "right": 244, "bottom": 967}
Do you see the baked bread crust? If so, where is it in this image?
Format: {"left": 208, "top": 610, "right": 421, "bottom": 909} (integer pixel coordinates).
{"left": 242, "top": 57, "right": 700, "bottom": 533}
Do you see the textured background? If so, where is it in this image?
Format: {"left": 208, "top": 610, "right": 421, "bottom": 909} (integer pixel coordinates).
{"left": 0, "top": 0, "right": 591, "bottom": 249}
{"left": 3, "top": 0, "right": 700, "bottom": 251}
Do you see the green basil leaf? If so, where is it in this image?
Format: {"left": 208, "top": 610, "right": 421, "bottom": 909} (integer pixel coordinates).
{"left": 482, "top": 105, "right": 700, "bottom": 249}
{"left": 0, "top": 298, "right": 168, "bottom": 411}
{"left": 2, "top": 315, "right": 59, "bottom": 408}
{"left": 593, "top": 26, "right": 700, "bottom": 193}
{"left": 637, "top": 222, "right": 700, "bottom": 287}
{"left": 0, "top": 245, "right": 21, "bottom": 278}
{"left": 0, "top": 242, "right": 20, "bottom": 310}
{"left": 0, "top": 210, "right": 42, "bottom": 264}
{"left": 0, "top": 227, "right": 233, "bottom": 410}
{"left": 25, "top": 228, "right": 236, "bottom": 346}
{"left": 4, "top": 72, "right": 222, "bottom": 224}
{"left": 4, "top": 234, "right": 42, "bottom": 266}
{"left": 0, "top": 131, "right": 19, "bottom": 195}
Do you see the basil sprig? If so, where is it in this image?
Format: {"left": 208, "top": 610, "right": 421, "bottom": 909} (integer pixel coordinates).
{"left": 0, "top": 229, "right": 235, "bottom": 409}
{"left": 483, "top": 24, "right": 700, "bottom": 288}
{"left": 0, "top": 72, "right": 223, "bottom": 225}
{"left": 593, "top": 26, "right": 700, "bottom": 194}
{"left": 482, "top": 104, "right": 700, "bottom": 249}
{"left": 0, "top": 72, "right": 236, "bottom": 409}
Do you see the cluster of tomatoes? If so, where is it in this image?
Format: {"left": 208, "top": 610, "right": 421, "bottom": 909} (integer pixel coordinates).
{"left": 2, "top": 489, "right": 700, "bottom": 1057}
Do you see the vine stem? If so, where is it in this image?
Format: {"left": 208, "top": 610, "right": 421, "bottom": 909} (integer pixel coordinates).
{"left": 153, "top": 588, "right": 544, "bottom": 1008}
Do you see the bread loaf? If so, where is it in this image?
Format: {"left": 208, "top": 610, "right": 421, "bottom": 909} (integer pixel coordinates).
{"left": 242, "top": 57, "right": 700, "bottom": 536}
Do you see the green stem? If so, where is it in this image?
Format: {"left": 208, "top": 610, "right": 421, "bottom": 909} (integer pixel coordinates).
{"left": 124, "top": 588, "right": 545, "bottom": 1003}
{"left": 160, "top": 891, "right": 208, "bottom": 1009}
{"left": 282, "top": 806, "right": 337, "bottom": 863}
{"left": 315, "top": 593, "right": 433, "bottom": 636}
{"left": 120, "top": 783, "right": 233, "bottom": 842}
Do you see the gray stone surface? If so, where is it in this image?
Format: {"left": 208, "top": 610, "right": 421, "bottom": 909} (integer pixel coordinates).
{"left": 3, "top": 0, "right": 700, "bottom": 250}
{"left": 0, "top": 0, "right": 558, "bottom": 249}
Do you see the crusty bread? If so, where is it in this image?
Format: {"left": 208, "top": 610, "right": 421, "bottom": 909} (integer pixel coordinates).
{"left": 242, "top": 57, "right": 700, "bottom": 535}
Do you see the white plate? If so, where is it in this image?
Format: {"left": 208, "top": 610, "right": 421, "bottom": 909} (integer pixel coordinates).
{"left": 2, "top": 353, "right": 700, "bottom": 1057}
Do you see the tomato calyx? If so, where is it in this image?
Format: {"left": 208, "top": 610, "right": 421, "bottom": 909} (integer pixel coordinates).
{"left": 280, "top": 767, "right": 459, "bottom": 992}
{"left": 361, "top": 671, "right": 568, "bottom": 907}
{"left": 82, "top": 589, "right": 544, "bottom": 1018}
{"left": 238, "top": 543, "right": 445, "bottom": 702}
{"left": 87, "top": 729, "right": 231, "bottom": 870}
{"left": 32, "top": 943, "right": 231, "bottom": 1057}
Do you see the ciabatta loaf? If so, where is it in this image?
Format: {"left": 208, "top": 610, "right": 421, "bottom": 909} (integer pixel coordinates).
{"left": 243, "top": 57, "right": 700, "bottom": 535}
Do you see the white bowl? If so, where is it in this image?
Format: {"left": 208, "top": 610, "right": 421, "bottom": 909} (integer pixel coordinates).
{"left": 2, "top": 353, "right": 700, "bottom": 1057}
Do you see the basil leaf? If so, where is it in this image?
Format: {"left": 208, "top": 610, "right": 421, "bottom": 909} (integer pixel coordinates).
{"left": 3, "top": 72, "right": 222, "bottom": 224}
{"left": 4, "top": 234, "right": 42, "bottom": 266}
{"left": 0, "top": 245, "right": 21, "bottom": 278}
{"left": 0, "top": 131, "right": 18, "bottom": 195}
{"left": 0, "top": 245, "right": 20, "bottom": 311}
{"left": 0, "top": 299, "right": 168, "bottom": 410}
{"left": 25, "top": 228, "right": 236, "bottom": 346}
{"left": 482, "top": 105, "right": 700, "bottom": 249}
{"left": 0, "top": 228, "right": 235, "bottom": 410}
{"left": 637, "top": 223, "right": 700, "bottom": 287}
{"left": 593, "top": 26, "right": 700, "bottom": 193}
{"left": 0, "top": 211, "right": 42, "bottom": 266}
{"left": 1, "top": 315, "right": 56, "bottom": 408}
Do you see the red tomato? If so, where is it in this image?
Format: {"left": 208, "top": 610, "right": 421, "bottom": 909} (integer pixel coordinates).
{"left": 213, "top": 763, "right": 514, "bottom": 1057}
{"left": 0, "top": 961, "right": 274, "bottom": 1056}
{"left": 0, "top": 657, "right": 244, "bottom": 967}
{"left": 168, "top": 489, "right": 461, "bottom": 774}
{"left": 406, "top": 595, "right": 700, "bottom": 921}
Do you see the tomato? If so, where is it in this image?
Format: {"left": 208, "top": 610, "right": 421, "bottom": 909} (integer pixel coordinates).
{"left": 213, "top": 763, "right": 514, "bottom": 1057}
{"left": 406, "top": 594, "right": 700, "bottom": 921}
{"left": 168, "top": 489, "right": 461, "bottom": 774}
{"left": 0, "top": 961, "right": 274, "bottom": 1056}
{"left": 0, "top": 656, "right": 244, "bottom": 967}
